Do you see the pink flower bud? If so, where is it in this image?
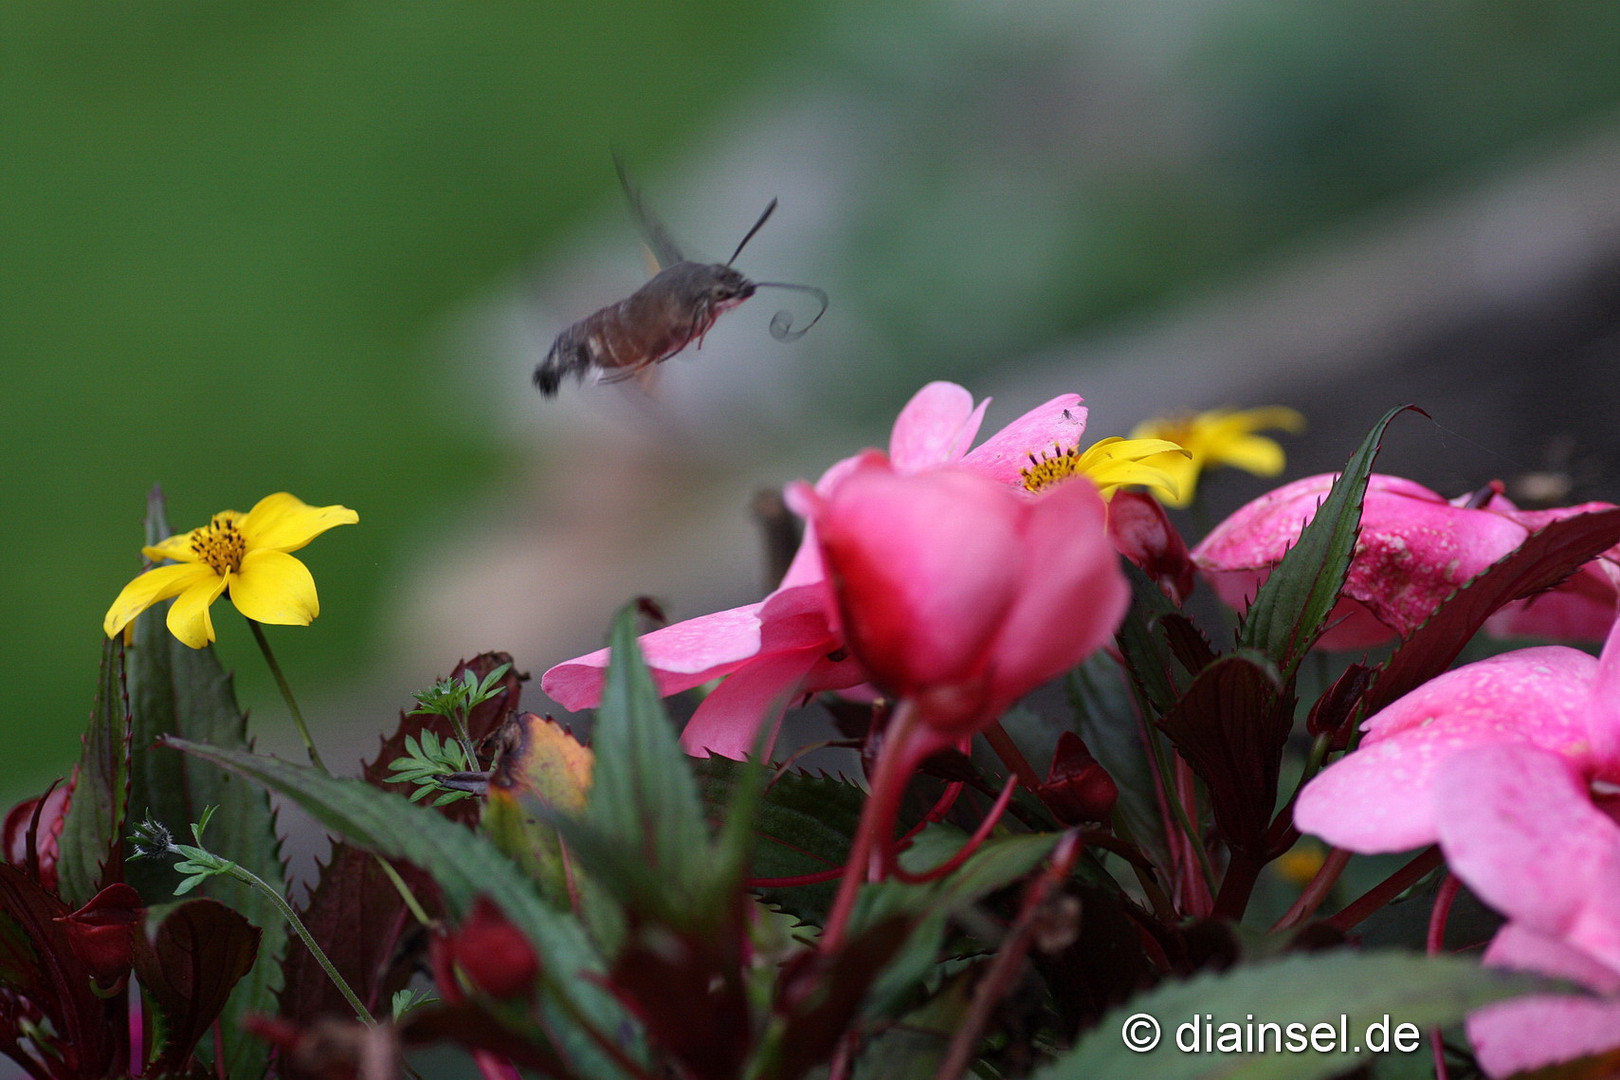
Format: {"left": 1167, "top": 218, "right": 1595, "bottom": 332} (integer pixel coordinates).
{"left": 811, "top": 460, "right": 1127, "bottom": 732}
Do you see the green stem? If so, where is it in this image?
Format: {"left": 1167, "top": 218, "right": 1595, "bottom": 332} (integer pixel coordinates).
{"left": 247, "top": 619, "right": 327, "bottom": 774}
{"left": 447, "top": 708, "right": 480, "bottom": 773}
{"left": 373, "top": 857, "right": 433, "bottom": 928}
{"left": 221, "top": 860, "right": 375, "bottom": 1024}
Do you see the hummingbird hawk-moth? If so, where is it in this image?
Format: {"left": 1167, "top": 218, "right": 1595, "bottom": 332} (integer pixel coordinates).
{"left": 533, "top": 158, "right": 828, "bottom": 397}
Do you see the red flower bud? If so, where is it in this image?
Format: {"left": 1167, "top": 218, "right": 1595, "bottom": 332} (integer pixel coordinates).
{"left": 1038, "top": 732, "right": 1118, "bottom": 824}
{"left": 1106, "top": 490, "right": 1195, "bottom": 605}
{"left": 430, "top": 897, "right": 539, "bottom": 1001}
{"left": 56, "top": 883, "right": 142, "bottom": 981}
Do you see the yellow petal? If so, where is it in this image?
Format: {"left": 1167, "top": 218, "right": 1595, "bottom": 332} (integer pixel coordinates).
{"left": 1213, "top": 433, "right": 1288, "bottom": 477}
{"left": 141, "top": 511, "right": 243, "bottom": 564}
{"left": 104, "top": 563, "right": 218, "bottom": 638}
{"left": 1232, "top": 405, "right": 1306, "bottom": 434}
{"left": 239, "top": 492, "right": 358, "bottom": 553}
{"left": 166, "top": 573, "right": 230, "bottom": 648}
{"left": 141, "top": 534, "right": 198, "bottom": 564}
{"left": 229, "top": 549, "right": 319, "bottom": 625}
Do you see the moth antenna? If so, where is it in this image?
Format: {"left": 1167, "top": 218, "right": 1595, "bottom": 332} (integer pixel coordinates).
{"left": 728, "top": 199, "right": 779, "bottom": 265}
{"left": 754, "top": 281, "right": 829, "bottom": 341}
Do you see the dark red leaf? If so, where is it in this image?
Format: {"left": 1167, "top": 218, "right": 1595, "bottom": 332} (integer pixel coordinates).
{"left": 0, "top": 864, "right": 123, "bottom": 1077}
{"left": 134, "top": 898, "right": 261, "bottom": 1073}
{"left": 1367, "top": 506, "right": 1620, "bottom": 715}
{"left": 1157, "top": 653, "right": 1292, "bottom": 854}
{"left": 277, "top": 844, "right": 437, "bottom": 1030}
{"left": 3, "top": 783, "right": 69, "bottom": 892}
{"left": 55, "top": 883, "right": 141, "bottom": 981}
{"left": 771, "top": 914, "right": 913, "bottom": 1080}
{"left": 1305, "top": 662, "right": 1374, "bottom": 749}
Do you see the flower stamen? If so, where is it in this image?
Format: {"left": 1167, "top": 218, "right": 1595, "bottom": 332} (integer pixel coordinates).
{"left": 188, "top": 515, "right": 247, "bottom": 576}
{"left": 1021, "top": 437, "right": 1187, "bottom": 502}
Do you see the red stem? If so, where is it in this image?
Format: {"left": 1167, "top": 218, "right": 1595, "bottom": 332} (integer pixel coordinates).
{"left": 1427, "top": 872, "right": 1461, "bottom": 954}
{"left": 1271, "top": 847, "right": 1351, "bottom": 932}
{"left": 891, "top": 775, "right": 1017, "bottom": 884}
{"left": 1325, "top": 846, "right": 1443, "bottom": 933}
{"left": 1428, "top": 876, "right": 1461, "bottom": 1080}
{"left": 981, "top": 720, "right": 1043, "bottom": 792}
{"left": 821, "top": 701, "right": 938, "bottom": 953}
{"left": 935, "top": 832, "right": 1084, "bottom": 1080}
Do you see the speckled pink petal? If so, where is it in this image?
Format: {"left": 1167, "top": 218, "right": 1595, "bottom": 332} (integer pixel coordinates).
{"left": 888, "top": 382, "right": 985, "bottom": 471}
{"left": 1295, "top": 647, "right": 1601, "bottom": 852}
{"left": 960, "top": 394, "right": 1087, "bottom": 488}
{"left": 678, "top": 645, "right": 825, "bottom": 759}
{"left": 1435, "top": 745, "right": 1620, "bottom": 973}
{"left": 1362, "top": 645, "right": 1599, "bottom": 745}
{"left": 1194, "top": 473, "right": 1528, "bottom": 643}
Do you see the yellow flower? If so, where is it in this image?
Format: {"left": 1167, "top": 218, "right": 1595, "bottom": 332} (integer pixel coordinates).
{"left": 1020, "top": 437, "right": 1189, "bottom": 503}
{"left": 104, "top": 492, "right": 358, "bottom": 649}
{"left": 1129, "top": 406, "right": 1305, "bottom": 508}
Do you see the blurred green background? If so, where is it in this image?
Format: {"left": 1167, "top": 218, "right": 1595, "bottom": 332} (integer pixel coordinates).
{"left": 9, "top": 0, "right": 1620, "bottom": 805}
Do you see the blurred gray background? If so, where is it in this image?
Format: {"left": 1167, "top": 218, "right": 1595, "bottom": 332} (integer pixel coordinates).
{"left": 7, "top": 0, "right": 1620, "bottom": 802}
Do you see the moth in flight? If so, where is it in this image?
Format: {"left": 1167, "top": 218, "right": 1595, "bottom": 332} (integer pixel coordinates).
{"left": 533, "top": 158, "right": 828, "bottom": 396}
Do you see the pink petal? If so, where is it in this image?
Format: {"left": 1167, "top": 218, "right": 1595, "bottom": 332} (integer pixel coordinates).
{"left": 815, "top": 464, "right": 1022, "bottom": 694}
{"left": 1435, "top": 745, "right": 1620, "bottom": 972}
{"left": 888, "top": 382, "right": 985, "bottom": 471}
{"left": 986, "top": 477, "right": 1127, "bottom": 705}
{"left": 1487, "top": 563, "right": 1619, "bottom": 643}
{"left": 1469, "top": 996, "right": 1620, "bottom": 1077}
{"left": 1470, "top": 922, "right": 1620, "bottom": 1077}
{"left": 1194, "top": 473, "right": 1528, "bottom": 643}
{"left": 1592, "top": 606, "right": 1620, "bottom": 762}
{"left": 960, "top": 394, "right": 1087, "bottom": 488}
{"left": 1468, "top": 925, "right": 1620, "bottom": 1080}
{"left": 678, "top": 645, "right": 825, "bottom": 759}
{"left": 1363, "top": 645, "right": 1600, "bottom": 746}
{"left": 1295, "top": 647, "right": 1602, "bottom": 852}
{"left": 540, "top": 603, "right": 768, "bottom": 710}
{"left": 1483, "top": 922, "right": 1620, "bottom": 994}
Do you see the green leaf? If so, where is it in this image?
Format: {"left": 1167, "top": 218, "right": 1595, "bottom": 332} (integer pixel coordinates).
{"left": 1035, "top": 950, "right": 1546, "bottom": 1080}
{"left": 854, "top": 832, "right": 1060, "bottom": 1019}
{"left": 1068, "top": 651, "right": 1170, "bottom": 873}
{"left": 694, "top": 758, "right": 868, "bottom": 926}
{"left": 55, "top": 635, "right": 131, "bottom": 906}
{"left": 122, "top": 486, "right": 289, "bottom": 1080}
{"left": 1239, "top": 405, "right": 1417, "bottom": 679}
{"left": 163, "top": 737, "right": 636, "bottom": 1079}
{"left": 585, "top": 606, "right": 711, "bottom": 904}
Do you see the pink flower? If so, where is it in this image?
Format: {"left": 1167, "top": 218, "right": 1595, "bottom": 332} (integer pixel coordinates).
{"left": 1438, "top": 745, "right": 1620, "bottom": 1076}
{"left": 540, "top": 382, "right": 1089, "bottom": 758}
{"left": 1296, "top": 618, "right": 1620, "bottom": 1074}
{"left": 806, "top": 458, "right": 1127, "bottom": 734}
{"left": 1191, "top": 473, "right": 1616, "bottom": 650}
